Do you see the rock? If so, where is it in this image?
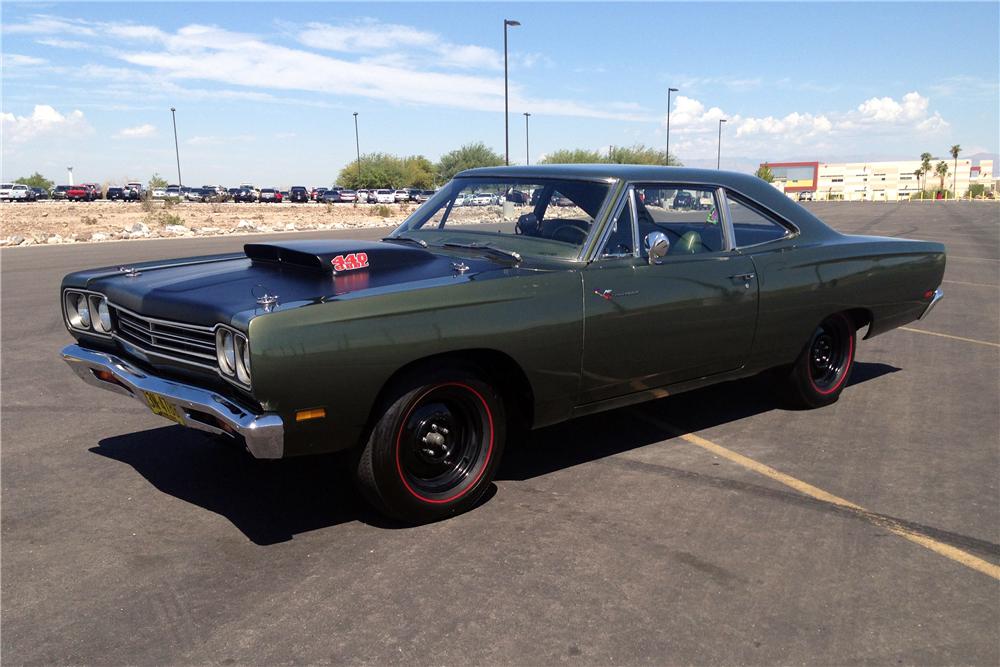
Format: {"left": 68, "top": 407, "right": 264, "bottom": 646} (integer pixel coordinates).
{"left": 46, "top": 234, "right": 63, "bottom": 244}
{"left": 89, "top": 232, "right": 109, "bottom": 242}
{"left": 8, "top": 235, "right": 25, "bottom": 246}
{"left": 236, "top": 219, "right": 256, "bottom": 230}
{"left": 164, "top": 224, "right": 191, "bottom": 236}
{"left": 128, "top": 222, "right": 150, "bottom": 238}
{"left": 72, "top": 233, "right": 89, "bottom": 242}
{"left": 284, "top": 222, "right": 297, "bottom": 231}
{"left": 197, "top": 226, "right": 221, "bottom": 235}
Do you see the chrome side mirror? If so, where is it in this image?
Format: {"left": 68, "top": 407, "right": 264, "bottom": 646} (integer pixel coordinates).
{"left": 645, "top": 231, "right": 670, "bottom": 265}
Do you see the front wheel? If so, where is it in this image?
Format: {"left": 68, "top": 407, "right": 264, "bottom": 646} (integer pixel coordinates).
{"left": 356, "top": 368, "right": 505, "bottom": 524}
{"left": 779, "top": 313, "right": 856, "bottom": 408}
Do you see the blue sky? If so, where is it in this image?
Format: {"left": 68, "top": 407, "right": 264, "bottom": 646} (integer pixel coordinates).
{"left": 2, "top": 1, "right": 998, "bottom": 186}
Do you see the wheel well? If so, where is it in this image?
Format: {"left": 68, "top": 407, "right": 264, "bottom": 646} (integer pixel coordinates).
{"left": 367, "top": 349, "right": 535, "bottom": 433}
{"left": 842, "top": 308, "right": 874, "bottom": 338}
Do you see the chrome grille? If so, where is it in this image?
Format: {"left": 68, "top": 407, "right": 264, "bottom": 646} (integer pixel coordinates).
{"left": 111, "top": 306, "right": 216, "bottom": 368}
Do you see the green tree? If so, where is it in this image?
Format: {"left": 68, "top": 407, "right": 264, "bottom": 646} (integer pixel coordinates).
{"left": 402, "top": 155, "right": 436, "bottom": 189}
{"left": 755, "top": 163, "right": 775, "bottom": 183}
{"left": 541, "top": 144, "right": 680, "bottom": 166}
{"left": 935, "top": 161, "right": 949, "bottom": 192}
{"left": 337, "top": 152, "right": 407, "bottom": 189}
{"left": 148, "top": 173, "right": 168, "bottom": 189}
{"left": 14, "top": 172, "right": 54, "bottom": 191}
{"left": 966, "top": 183, "right": 985, "bottom": 199}
{"left": 540, "top": 148, "right": 603, "bottom": 164}
{"left": 949, "top": 144, "right": 961, "bottom": 195}
{"left": 919, "top": 152, "right": 932, "bottom": 191}
{"left": 435, "top": 142, "right": 504, "bottom": 182}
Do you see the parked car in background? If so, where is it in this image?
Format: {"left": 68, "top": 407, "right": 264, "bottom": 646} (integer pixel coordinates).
{"left": 393, "top": 189, "right": 409, "bottom": 202}
{"left": 355, "top": 189, "right": 369, "bottom": 202}
{"left": 311, "top": 187, "right": 328, "bottom": 202}
{"left": 0, "top": 183, "right": 34, "bottom": 201}
{"left": 82, "top": 184, "right": 102, "bottom": 200}
{"left": 151, "top": 189, "right": 168, "bottom": 199}
{"left": 165, "top": 186, "right": 181, "bottom": 198}
{"left": 416, "top": 190, "right": 434, "bottom": 203}
{"left": 59, "top": 164, "right": 947, "bottom": 524}
{"left": 31, "top": 187, "right": 50, "bottom": 200}
{"left": 673, "top": 191, "right": 696, "bottom": 209}
{"left": 52, "top": 185, "right": 71, "bottom": 200}
{"left": 798, "top": 191, "right": 815, "bottom": 202}
{"left": 375, "top": 188, "right": 395, "bottom": 203}
{"left": 321, "top": 190, "right": 341, "bottom": 204}
{"left": 288, "top": 186, "right": 309, "bottom": 203}
{"left": 66, "top": 184, "right": 95, "bottom": 202}
{"left": 106, "top": 187, "right": 127, "bottom": 201}
{"left": 259, "top": 188, "right": 281, "bottom": 203}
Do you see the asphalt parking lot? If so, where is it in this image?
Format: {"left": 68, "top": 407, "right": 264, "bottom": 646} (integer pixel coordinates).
{"left": 2, "top": 201, "right": 997, "bottom": 665}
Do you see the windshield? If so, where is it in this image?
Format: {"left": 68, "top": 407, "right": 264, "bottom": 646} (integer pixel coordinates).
{"left": 391, "top": 177, "right": 612, "bottom": 259}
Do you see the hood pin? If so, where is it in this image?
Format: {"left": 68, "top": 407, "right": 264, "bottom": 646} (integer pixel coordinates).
{"left": 452, "top": 262, "right": 470, "bottom": 274}
{"left": 119, "top": 266, "right": 141, "bottom": 277}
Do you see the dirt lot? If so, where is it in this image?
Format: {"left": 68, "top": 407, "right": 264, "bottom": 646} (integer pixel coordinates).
{"left": 0, "top": 200, "right": 410, "bottom": 245}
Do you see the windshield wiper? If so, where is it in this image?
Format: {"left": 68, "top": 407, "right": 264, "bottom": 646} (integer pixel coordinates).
{"left": 382, "top": 235, "right": 427, "bottom": 248}
{"left": 442, "top": 242, "right": 522, "bottom": 264}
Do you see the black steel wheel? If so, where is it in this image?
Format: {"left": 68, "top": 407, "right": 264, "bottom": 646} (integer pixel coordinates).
{"left": 355, "top": 366, "right": 505, "bottom": 524}
{"left": 779, "top": 313, "right": 856, "bottom": 408}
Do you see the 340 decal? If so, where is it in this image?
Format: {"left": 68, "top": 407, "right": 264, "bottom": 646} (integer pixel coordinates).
{"left": 331, "top": 252, "right": 369, "bottom": 272}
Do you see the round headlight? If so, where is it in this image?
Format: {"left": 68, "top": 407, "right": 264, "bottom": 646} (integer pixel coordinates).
{"left": 89, "top": 295, "right": 112, "bottom": 333}
{"left": 65, "top": 292, "right": 92, "bottom": 329}
{"left": 217, "top": 330, "right": 236, "bottom": 375}
{"left": 235, "top": 337, "right": 251, "bottom": 385}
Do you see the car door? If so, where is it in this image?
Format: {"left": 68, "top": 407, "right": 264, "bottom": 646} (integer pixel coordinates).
{"left": 580, "top": 185, "right": 758, "bottom": 404}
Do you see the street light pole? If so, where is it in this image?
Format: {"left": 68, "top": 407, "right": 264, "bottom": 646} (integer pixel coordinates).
{"left": 716, "top": 118, "right": 727, "bottom": 170}
{"left": 524, "top": 112, "right": 531, "bottom": 165}
{"left": 503, "top": 19, "right": 521, "bottom": 166}
{"left": 666, "top": 87, "right": 678, "bottom": 165}
{"left": 353, "top": 112, "right": 361, "bottom": 186}
{"left": 169, "top": 107, "right": 182, "bottom": 187}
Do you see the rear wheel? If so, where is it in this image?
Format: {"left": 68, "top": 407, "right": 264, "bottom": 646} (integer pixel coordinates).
{"left": 356, "top": 367, "right": 505, "bottom": 524}
{"left": 779, "top": 313, "right": 856, "bottom": 408}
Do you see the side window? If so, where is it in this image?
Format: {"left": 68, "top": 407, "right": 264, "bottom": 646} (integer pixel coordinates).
{"left": 600, "top": 191, "right": 635, "bottom": 257}
{"left": 634, "top": 185, "right": 724, "bottom": 255}
{"left": 726, "top": 192, "right": 791, "bottom": 247}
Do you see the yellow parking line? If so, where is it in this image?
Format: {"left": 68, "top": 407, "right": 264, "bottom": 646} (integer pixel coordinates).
{"left": 633, "top": 416, "right": 1000, "bottom": 580}
{"left": 899, "top": 327, "right": 1000, "bottom": 348}
{"left": 942, "top": 279, "right": 997, "bottom": 288}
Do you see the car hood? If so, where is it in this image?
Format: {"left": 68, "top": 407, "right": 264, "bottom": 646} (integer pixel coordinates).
{"left": 63, "top": 239, "right": 516, "bottom": 328}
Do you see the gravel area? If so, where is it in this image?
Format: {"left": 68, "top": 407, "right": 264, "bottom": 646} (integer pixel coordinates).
{"left": 0, "top": 200, "right": 411, "bottom": 246}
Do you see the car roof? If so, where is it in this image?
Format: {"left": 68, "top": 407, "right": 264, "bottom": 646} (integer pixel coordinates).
{"left": 456, "top": 164, "right": 837, "bottom": 239}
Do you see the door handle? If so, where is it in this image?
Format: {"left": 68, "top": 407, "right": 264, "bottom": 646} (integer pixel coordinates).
{"left": 729, "top": 273, "right": 755, "bottom": 288}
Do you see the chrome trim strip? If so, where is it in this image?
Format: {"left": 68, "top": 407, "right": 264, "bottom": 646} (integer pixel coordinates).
{"left": 61, "top": 344, "right": 282, "bottom": 458}
{"left": 111, "top": 333, "right": 219, "bottom": 370}
{"left": 62, "top": 288, "right": 113, "bottom": 339}
{"left": 919, "top": 288, "right": 944, "bottom": 320}
{"left": 717, "top": 187, "right": 736, "bottom": 252}
{"left": 108, "top": 301, "right": 215, "bottom": 332}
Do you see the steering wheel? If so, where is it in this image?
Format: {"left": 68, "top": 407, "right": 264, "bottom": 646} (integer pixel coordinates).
{"left": 551, "top": 224, "right": 588, "bottom": 244}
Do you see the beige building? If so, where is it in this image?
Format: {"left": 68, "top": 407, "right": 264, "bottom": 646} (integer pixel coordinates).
{"left": 764, "top": 159, "right": 995, "bottom": 201}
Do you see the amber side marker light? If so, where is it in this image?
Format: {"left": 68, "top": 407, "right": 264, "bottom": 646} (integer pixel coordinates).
{"left": 295, "top": 408, "right": 326, "bottom": 422}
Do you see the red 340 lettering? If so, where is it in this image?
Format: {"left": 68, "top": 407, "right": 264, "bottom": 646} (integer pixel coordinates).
{"left": 331, "top": 252, "right": 370, "bottom": 272}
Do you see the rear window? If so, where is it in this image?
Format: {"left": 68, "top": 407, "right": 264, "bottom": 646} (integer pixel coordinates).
{"left": 1, "top": 184, "right": 13, "bottom": 189}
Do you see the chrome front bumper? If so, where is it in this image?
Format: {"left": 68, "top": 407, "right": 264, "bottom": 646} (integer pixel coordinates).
{"left": 919, "top": 288, "right": 944, "bottom": 320}
{"left": 61, "top": 344, "right": 284, "bottom": 458}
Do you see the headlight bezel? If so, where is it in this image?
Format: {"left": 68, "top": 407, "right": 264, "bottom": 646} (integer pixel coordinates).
{"left": 215, "top": 324, "right": 252, "bottom": 390}
{"left": 62, "top": 289, "right": 112, "bottom": 338}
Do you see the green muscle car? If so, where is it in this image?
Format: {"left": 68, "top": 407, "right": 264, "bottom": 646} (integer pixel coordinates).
{"left": 61, "top": 165, "right": 946, "bottom": 523}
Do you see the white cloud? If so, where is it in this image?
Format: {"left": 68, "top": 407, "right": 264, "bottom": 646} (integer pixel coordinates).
{"left": 3, "top": 15, "right": 96, "bottom": 36}
{"left": 114, "top": 123, "right": 157, "bottom": 139}
{"left": 299, "top": 21, "right": 436, "bottom": 52}
{"left": 856, "top": 91, "right": 928, "bottom": 122}
{"left": 1, "top": 104, "right": 91, "bottom": 143}
{"left": 1, "top": 53, "right": 47, "bottom": 66}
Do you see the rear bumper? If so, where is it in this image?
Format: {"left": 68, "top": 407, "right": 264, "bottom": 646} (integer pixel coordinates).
{"left": 919, "top": 288, "right": 944, "bottom": 320}
{"left": 61, "top": 344, "right": 284, "bottom": 458}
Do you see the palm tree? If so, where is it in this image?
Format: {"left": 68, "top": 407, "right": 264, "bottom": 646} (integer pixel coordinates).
{"left": 912, "top": 169, "right": 922, "bottom": 199}
{"left": 920, "top": 152, "right": 933, "bottom": 192}
{"left": 950, "top": 144, "right": 961, "bottom": 197}
{"left": 935, "top": 161, "right": 949, "bottom": 193}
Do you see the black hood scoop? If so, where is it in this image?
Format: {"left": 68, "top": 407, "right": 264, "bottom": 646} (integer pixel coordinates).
{"left": 244, "top": 239, "right": 434, "bottom": 274}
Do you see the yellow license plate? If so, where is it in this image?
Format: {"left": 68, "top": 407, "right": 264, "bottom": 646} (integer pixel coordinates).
{"left": 142, "top": 391, "right": 185, "bottom": 426}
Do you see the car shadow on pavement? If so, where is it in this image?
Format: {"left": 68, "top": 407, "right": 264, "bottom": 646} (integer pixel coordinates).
{"left": 89, "top": 362, "right": 898, "bottom": 546}
{"left": 90, "top": 429, "right": 396, "bottom": 545}
{"left": 498, "top": 362, "right": 900, "bottom": 482}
